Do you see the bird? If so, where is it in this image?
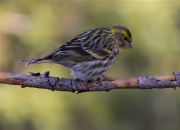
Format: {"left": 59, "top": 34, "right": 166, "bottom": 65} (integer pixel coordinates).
{"left": 19, "top": 25, "right": 132, "bottom": 81}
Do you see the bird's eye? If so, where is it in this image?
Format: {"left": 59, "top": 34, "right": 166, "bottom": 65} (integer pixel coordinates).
{"left": 124, "top": 37, "right": 128, "bottom": 41}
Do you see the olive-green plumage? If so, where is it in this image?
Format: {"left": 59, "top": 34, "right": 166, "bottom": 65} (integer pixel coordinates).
{"left": 19, "top": 25, "right": 132, "bottom": 80}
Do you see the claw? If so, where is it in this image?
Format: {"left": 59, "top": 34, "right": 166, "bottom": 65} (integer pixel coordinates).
{"left": 75, "top": 79, "right": 90, "bottom": 94}
{"left": 101, "top": 75, "right": 114, "bottom": 81}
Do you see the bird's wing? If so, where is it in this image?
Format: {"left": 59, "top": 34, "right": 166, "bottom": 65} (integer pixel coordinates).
{"left": 81, "top": 29, "right": 116, "bottom": 59}
{"left": 53, "top": 29, "right": 116, "bottom": 62}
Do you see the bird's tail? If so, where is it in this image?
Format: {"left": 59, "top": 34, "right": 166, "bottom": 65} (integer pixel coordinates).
{"left": 18, "top": 49, "right": 59, "bottom": 66}
{"left": 18, "top": 57, "right": 48, "bottom": 66}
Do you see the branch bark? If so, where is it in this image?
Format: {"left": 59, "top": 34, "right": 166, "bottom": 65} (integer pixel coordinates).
{"left": 0, "top": 71, "right": 179, "bottom": 93}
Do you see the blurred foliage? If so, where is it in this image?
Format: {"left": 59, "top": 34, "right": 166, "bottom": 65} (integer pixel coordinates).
{"left": 0, "top": 0, "right": 180, "bottom": 130}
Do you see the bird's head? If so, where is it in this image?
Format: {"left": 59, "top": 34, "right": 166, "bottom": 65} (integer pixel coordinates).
{"left": 110, "top": 25, "right": 132, "bottom": 52}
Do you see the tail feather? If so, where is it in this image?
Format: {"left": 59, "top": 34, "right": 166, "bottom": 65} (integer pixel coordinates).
{"left": 18, "top": 49, "right": 60, "bottom": 66}
{"left": 18, "top": 57, "right": 46, "bottom": 66}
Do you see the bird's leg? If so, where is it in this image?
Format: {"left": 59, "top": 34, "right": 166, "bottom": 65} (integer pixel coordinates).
{"left": 87, "top": 80, "right": 92, "bottom": 89}
{"left": 101, "top": 75, "right": 115, "bottom": 81}
{"left": 76, "top": 79, "right": 91, "bottom": 94}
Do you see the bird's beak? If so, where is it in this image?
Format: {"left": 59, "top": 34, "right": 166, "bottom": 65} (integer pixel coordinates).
{"left": 126, "top": 42, "right": 132, "bottom": 50}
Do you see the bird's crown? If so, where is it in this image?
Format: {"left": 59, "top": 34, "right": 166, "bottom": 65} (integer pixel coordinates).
{"left": 110, "top": 25, "right": 132, "bottom": 42}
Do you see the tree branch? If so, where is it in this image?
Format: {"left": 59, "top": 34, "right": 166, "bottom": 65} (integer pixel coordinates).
{"left": 0, "top": 71, "right": 179, "bottom": 93}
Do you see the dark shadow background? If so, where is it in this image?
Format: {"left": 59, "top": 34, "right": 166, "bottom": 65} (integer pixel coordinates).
{"left": 0, "top": 0, "right": 180, "bottom": 130}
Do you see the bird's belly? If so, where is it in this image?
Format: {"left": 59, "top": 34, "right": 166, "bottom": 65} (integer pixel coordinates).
{"left": 70, "top": 58, "right": 116, "bottom": 81}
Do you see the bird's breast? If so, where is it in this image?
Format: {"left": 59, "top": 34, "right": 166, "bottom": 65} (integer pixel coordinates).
{"left": 70, "top": 49, "right": 119, "bottom": 80}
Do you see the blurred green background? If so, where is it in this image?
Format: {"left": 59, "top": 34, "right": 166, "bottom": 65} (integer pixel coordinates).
{"left": 0, "top": 0, "right": 180, "bottom": 130}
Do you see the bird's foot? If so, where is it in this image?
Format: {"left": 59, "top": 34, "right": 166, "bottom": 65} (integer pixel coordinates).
{"left": 101, "top": 75, "right": 115, "bottom": 81}
{"left": 75, "top": 79, "right": 90, "bottom": 94}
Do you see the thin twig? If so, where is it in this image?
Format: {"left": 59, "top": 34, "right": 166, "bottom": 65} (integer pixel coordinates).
{"left": 0, "top": 71, "right": 179, "bottom": 93}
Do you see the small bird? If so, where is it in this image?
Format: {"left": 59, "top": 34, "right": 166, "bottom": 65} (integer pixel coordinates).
{"left": 19, "top": 25, "right": 132, "bottom": 81}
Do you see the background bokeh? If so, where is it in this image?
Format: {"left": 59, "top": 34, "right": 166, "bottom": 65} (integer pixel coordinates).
{"left": 0, "top": 0, "right": 180, "bottom": 130}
